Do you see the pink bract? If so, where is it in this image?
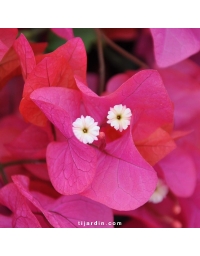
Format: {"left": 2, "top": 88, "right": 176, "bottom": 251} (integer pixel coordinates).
{"left": 30, "top": 68, "right": 174, "bottom": 210}
{"left": 12, "top": 175, "right": 114, "bottom": 228}
{"left": 76, "top": 69, "right": 174, "bottom": 142}
{"left": 0, "top": 183, "right": 41, "bottom": 228}
{"left": 150, "top": 28, "right": 200, "bottom": 68}
{"left": 51, "top": 28, "right": 74, "bottom": 40}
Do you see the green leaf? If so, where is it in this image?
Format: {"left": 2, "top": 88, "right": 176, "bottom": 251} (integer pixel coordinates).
{"left": 73, "top": 28, "right": 96, "bottom": 52}
{"left": 46, "top": 30, "right": 66, "bottom": 53}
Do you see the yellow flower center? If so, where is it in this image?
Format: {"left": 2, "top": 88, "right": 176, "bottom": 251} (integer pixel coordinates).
{"left": 83, "top": 128, "right": 88, "bottom": 133}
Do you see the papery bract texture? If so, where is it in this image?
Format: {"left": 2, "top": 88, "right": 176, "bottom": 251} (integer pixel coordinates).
{"left": 136, "top": 128, "right": 176, "bottom": 166}
{"left": 157, "top": 147, "right": 196, "bottom": 197}
{"left": 0, "top": 183, "right": 41, "bottom": 228}
{"left": 14, "top": 34, "right": 36, "bottom": 80}
{"left": 46, "top": 140, "right": 97, "bottom": 195}
{"left": 150, "top": 28, "right": 200, "bottom": 67}
{"left": 81, "top": 130, "right": 157, "bottom": 211}
{"left": 12, "top": 175, "right": 113, "bottom": 228}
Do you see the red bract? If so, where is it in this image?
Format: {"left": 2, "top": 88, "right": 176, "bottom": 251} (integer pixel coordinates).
{"left": 0, "top": 112, "right": 52, "bottom": 181}
{"left": 0, "top": 28, "right": 18, "bottom": 61}
{"left": 136, "top": 127, "right": 176, "bottom": 166}
{"left": 0, "top": 39, "right": 46, "bottom": 89}
{"left": 0, "top": 115, "right": 28, "bottom": 163}
{"left": 5, "top": 122, "right": 52, "bottom": 181}
{"left": 150, "top": 28, "right": 200, "bottom": 68}
{"left": 0, "top": 47, "right": 21, "bottom": 89}
{"left": 6, "top": 123, "right": 53, "bottom": 160}
{"left": 14, "top": 34, "right": 37, "bottom": 80}
{"left": 19, "top": 37, "right": 87, "bottom": 126}
{"left": 0, "top": 76, "right": 24, "bottom": 117}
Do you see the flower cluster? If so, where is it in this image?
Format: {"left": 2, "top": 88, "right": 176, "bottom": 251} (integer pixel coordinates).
{"left": 72, "top": 104, "right": 132, "bottom": 144}
{"left": 0, "top": 28, "right": 200, "bottom": 228}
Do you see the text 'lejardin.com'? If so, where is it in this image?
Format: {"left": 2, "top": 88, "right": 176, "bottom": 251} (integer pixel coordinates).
{"left": 78, "top": 221, "right": 122, "bottom": 227}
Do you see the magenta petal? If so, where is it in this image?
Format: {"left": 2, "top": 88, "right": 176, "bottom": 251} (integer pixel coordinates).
{"left": 150, "top": 28, "right": 200, "bottom": 67}
{"left": 75, "top": 77, "right": 105, "bottom": 122}
{"left": 106, "top": 73, "right": 132, "bottom": 93}
{"left": 158, "top": 60, "right": 200, "bottom": 129}
{"left": 14, "top": 34, "right": 36, "bottom": 80}
{"left": 111, "top": 70, "right": 173, "bottom": 140}
{"left": 47, "top": 195, "right": 113, "bottom": 228}
{"left": 51, "top": 28, "right": 74, "bottom": 40}
{"left": 81, "top": 130, "right": 157, "bottom": 211}
{"left": 158, "top": 147, "right": 196, "bottom": 197}
{"left": 47, "top": 138, "right": 97, "bottom": 195}
{"left": 0, "top": 183, "right": 41, "bottom": 227}
{"left": 30, "top": 87, "right": 81, "bottom": 138}
{"left": 0, "top": 214, "right": 12, "bottom": 228}
{"left": 12, "top": 175, "right": 113, "bottom": 228}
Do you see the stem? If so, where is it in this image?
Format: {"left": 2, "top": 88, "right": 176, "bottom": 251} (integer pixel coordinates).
{"left": 97, "top": 28, "right": 149, "bottom": 69}
{"left": 2, "top": 159, "right": 46, "bottom": 168}
{"left": 0, "top": 164, "right": 8, "bottom": 184}
{"left": 50, "top": 122, "right": 57, "bottom": 141}
{"left": 0, "top": 159, "right": 46, "bottom": 185}
{"left": 19, "top": 28, "right": 48, "bottom": 41}
{"left": 94, "top": 28, "right": 106, "bottom": 95}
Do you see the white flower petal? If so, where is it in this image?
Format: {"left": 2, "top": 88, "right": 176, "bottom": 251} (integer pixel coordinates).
{"left": 107, "top": 104, "right": 132, "bottom": 132}
{"left": 114, "top": 104, "right": 123, "bottom": 113}
{"left": 149, "top": 179, "right": 169, "bottom": 204}
{"left": 72, "top": 115, "right": 100, "bottom": 144}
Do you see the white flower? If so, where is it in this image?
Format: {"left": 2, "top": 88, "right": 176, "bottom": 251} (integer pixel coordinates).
{"left": 72, "top": 115, "right": 100, "bottom": 144}
{"left": 107, "top": 104, "right": 132, "bottom": 132}
{"left": 149, "top": 179, "right": 169, "bottom": 204}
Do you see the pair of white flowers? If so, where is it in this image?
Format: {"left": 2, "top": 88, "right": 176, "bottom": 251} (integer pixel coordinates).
{"left": 72, "top": 104, "right": 132, "bottom": 144}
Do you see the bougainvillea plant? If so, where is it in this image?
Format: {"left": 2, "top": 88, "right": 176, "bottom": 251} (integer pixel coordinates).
{"left": 0, "top": 28, "right": 200, "bottom": 228}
